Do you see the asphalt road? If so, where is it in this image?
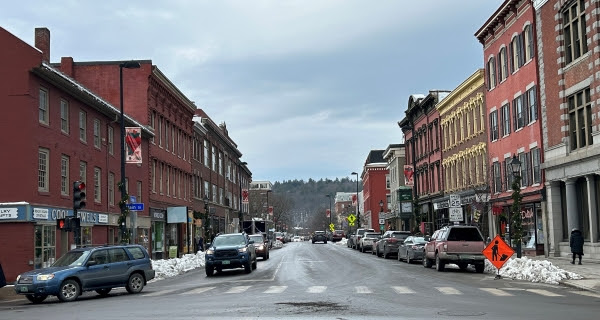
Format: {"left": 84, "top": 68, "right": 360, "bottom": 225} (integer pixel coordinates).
{"left": 1, "top": 241, "right": 599, "bottom": 320}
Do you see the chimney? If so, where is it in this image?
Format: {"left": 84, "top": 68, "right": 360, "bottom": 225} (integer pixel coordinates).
{"left": 34, "top": 27, "right": 50, "bottom": 62}
{"left": 60, "top": 57, "right": 74, "bottom": 77}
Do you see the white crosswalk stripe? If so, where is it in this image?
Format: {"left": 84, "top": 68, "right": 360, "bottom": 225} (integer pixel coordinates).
{"left": 181, "top": 287, "right": 216, "bottom": 295}
{"left": 392, "top": 286, "right": 416, "bottom": 294}
{"left": 435, "top": 287, "right": 462, "bottom": 295}
{"left": 526, "top": 289, "right": 563, "bottom": 297}
{"left": 307, "top": 286, "right": 327, "bottom": 293}
{"left": 355, "top": 286, "right": 372, "bottom": 294}
{"left": 480, "top": 288, "right": 513, "bottom": 296}
{"left": 264, "top": 286, "right": 288, "bottom": 294}
{"left": 226, "top": 286, "right": 251, "bottom": 294}
{"left": 142, "top": 289, "right": 179, "bottom": 297}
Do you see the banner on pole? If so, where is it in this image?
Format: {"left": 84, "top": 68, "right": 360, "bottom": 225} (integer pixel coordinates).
{"left": 404, "top": 165, "right": 414, "bottom": 186}
{"left": 242, "top": 189, "right": 249, "bottom": 203}
{"left": 125, "top": 127, "right": 142, "bottom": 164}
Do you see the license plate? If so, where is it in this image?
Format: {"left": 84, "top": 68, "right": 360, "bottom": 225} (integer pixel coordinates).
{"left": 222, "top": 260, "right": 230, "bottom": 265}
{"left": 19, "top": 286, "right": 28, "bottom": 292}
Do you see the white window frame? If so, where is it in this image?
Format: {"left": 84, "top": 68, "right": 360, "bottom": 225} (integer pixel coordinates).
{"left": 39, "top": 88, "right": 49, "bottom": 125}
{"left": 60, "top": 99, "right": 69, "bottom": 133}
{"left": 38, "top": 148, "right": 49, "bottom": 192}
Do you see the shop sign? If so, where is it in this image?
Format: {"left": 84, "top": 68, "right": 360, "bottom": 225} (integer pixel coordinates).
{"left": 0, "top": 207, "right": 19, "bottom": 220}
{"left": 33, "top": 208, "right": 49, "bottom": 220}
{"left": 434, "top": 200, "right": 449, "bottom": 210}
{"left": 98, "top": 214, "right": 108, "bottom": 223}
{"left": 152, "top": 210, "right": 165, "bottom": 220}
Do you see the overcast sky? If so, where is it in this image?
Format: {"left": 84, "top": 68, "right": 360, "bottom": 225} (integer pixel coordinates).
{"left": 3, "top": 0, "right": 502, "bottom": 183}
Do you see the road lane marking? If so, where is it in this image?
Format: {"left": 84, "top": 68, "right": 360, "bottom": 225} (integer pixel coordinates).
{"left": 307, "top": 286, "right": 326, "bottom": 293}
{"left": 181, "top": 287, "right": 216, "bottom": 295}
{"left": 264, "top": 286, "right": 287, "bottom": 293}
{"left": 226, "top": 286, "right": 251, "bottom": 294}
{"left": 392, "top": 286, "right": 415, "bottom": 294}
{"left": 435, "top": 287, "right": 462, "bottom": 295}
{"left": 142, "top": 289, "right": 179, "bottom": 297}
{"left": 480, "top": 288, "right": 513, "bottom": 296}
{"left": 355, "top": 286, "right": 372, "bottom": 294}
{"left": 526, "top": 289, "right": 563, "bottom": 297}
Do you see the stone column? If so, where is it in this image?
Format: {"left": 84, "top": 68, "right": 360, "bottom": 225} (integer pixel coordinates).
{"left": 565, "top": 179, "right": 578, "bottom": 232}
{"left": 586, "top": 175, "right": 598, "bottom": 243}
{"left": 545, "top": 181, "right": 563, "bottom": 256}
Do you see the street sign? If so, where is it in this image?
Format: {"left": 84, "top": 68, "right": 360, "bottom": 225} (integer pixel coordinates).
{"left": 448, "top": 207, "right": 463, "bottom": 222}
{"left": 326, "top": 209, "right": 331, "bottom": 218}
{"left": 329, "top": 223, "right": 335, "bottom": 232}
{"left": 349, "top": 222, "right": 355, "bottom": 226}
{"left": 126, "top": 203, "right": 144, "bottom": 211}
{"left": 347, "top": 214, "right": 356, "bottom": 223}
{"left": 129, "top": 195, "right": 136, "bottom": 203}
{"left": 483, "top": 235, "right": 514, "bottom": 269}
{"left": 379, "top": 218, "right": 385, "bottom": 225}
{"left": 449, "top": 195, "right": 461, "bottom": 207}
{"left": 380, "top": 224, "right": 384, "bottom": 231}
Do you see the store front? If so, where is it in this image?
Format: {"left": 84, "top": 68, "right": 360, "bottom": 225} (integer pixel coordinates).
{"left": 150, "top": 208, "right": 166, "bottom": 260}
{"left": 494, "top": 202, "right": 544, "bottom": 256}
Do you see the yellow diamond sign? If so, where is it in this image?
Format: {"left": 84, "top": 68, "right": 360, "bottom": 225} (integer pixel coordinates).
{"left": 347, "top": 214, "right": 356, "bottom": 223}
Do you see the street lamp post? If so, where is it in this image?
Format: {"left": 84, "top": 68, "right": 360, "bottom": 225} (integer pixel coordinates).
{"left": 238, "top": 161, "right": 247, "bottom": 232}
{"left": 379, "top": 200, "right": 384, "bottom": 233}
{"left": 510, "top": 155, "right": 523, "bottom": 258}
{"left": 351, "top": 172, "right": 361, "bottom": 228}
{"left": 326, "top": 194, "right": 332, "bottom": 229}
{"left": 203, "top": 195, "right": 210, "bottom": 244}
{"left": 119, "top": 61, "right": 141, "bottom": 243}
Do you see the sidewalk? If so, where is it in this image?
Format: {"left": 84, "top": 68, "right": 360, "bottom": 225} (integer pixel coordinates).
{"left": 534, "top": 255, "right": 600, "bottom": 294}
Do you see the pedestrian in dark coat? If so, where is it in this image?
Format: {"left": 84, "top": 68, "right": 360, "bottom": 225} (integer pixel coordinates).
{"left": 197, "top": 236, "right": 204, "bottom": 252}
{"left": 569, "top": 228, "right": 584, "bottom": 265}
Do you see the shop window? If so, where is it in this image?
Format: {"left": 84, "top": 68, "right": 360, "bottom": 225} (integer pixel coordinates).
{"left": 81, "top": 226, "right": 92, "bottom": 246}
{"left": 34, "top": 225, "right": 56, "bottom": 269}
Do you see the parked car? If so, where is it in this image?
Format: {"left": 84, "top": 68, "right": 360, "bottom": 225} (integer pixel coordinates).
{"left": 274, "top": 232, "right": 284, "bottom": 243}
{"left": 248, "top": 233, "right": 270, "bottom": 260}
{"left": 312, "top": 231, "right": 328, "bottom": 244}
{"left": 205, "top": 233, "right": 257, "bottom": 276}
{"left": 359, "top": 232, "right": 381, "bottom": 253}
{"left": 423, "top": 225, "right": 486, "bottom": 273}
{"left": 293, "top": 236, "right": 302, "bottom": 242}
{"left": 398, "top": 236, "right": 427, "bottom": 263}
{"left": 351, "top": 228, "right": 375, "bottom": 250}
{"left": 14, "top": 244, "right": 155, "bottom": 303}
{"left": 374, "top": 231, "right": 412, "bottom": 259}
{"left": 331, "top": 230, "right": 345, "bottom": 242}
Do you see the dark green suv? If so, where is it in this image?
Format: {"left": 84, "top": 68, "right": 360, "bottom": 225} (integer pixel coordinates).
{"left": 205, "top": 233, "right": 257, "bottom": 276}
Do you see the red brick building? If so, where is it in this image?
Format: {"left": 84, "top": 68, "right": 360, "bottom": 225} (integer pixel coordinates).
{"left": 534, "top": 0, "right": 600, "bottom": 259}
{"left": 359, "top": 150, "right": 389, "bottom": 231}
{"left": 476, "top": 0, "right": 545, "bottom": 255}
{"left": 0, "top": 27, "right": 152, "bottom": 281}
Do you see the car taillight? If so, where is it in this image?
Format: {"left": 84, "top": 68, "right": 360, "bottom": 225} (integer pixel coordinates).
{"left": 411, "top": 245, "right": 420, "bottom": 250}
{"left": 388, "top": 238, "right": 398, "bottom": 243}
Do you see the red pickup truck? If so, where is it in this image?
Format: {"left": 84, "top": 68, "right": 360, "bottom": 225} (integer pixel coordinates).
{"left": 423, "top": 225, "right": 486, "bottom": 273}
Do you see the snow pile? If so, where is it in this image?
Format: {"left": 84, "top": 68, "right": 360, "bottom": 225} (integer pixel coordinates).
{"left": 272, "top": 240, "right": 284, "bottom": 249}
{"left": 151, "top": 251, "right": 205, "bottom": 281}
{"left": 485, "top": 257, "right": 582, "bottom": 284}
{"left": 336, "top": 238, "right": 348, "bottom": 246}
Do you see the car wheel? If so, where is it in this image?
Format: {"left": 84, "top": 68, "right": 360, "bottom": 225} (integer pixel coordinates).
{"left": 126, "top": 273, "right": 145, "bottom": 294}
{"left": 406, "top": 252, "right": 411, "bottom": 264}
{"left": 397, "top": 250, "right": 402, "bottom": 261}
{"left": 324, "top": 241, "right": 327, "bottom": 244}
{"left": 95, "top": 288, "right": 112, "bottom": 296}
{"left": 244, "top": 261, "right": 252, "bottom": 274}
{"left": 25, "top": 294, "right": 48, "bottom": 304}
{"left": 206, "top": 266, "right": 214, "bottom": 277}
{"left": 423, "top": 255, "right": 433, "bottom": 268}
{"left": 383, "top": 247, "right": 389, "bottom": 259}
{"left": 216, "top": 267, "right": 222, "bottom": 273}
{"left": 435, "top": 254, "right": 445, "bottom": 272}
{"left": 312, "top": 241, "right": 315, "bottom": 244}
{"left": 475, "top": 263, "right": 485, "bottom": 273}
{"left": 458, "top": 263, "right": 468, "bottom": 270}
{"left": 58, "top": 279, "right": 80, "bottom": 302}
{"left": 252, "top": 258, "right": 257, "bottom": 270}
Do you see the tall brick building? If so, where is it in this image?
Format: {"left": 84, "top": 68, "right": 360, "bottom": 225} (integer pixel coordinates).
{"left": 534, "top": 0, "right": 600, "bottom": 259}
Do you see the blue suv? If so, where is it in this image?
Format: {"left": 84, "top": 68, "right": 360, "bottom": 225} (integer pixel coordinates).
{"left": 14, "top": 244, "right": 155, "bottom": 303}
{"left": 205, "top": 233, "right": 257, "bottom": 276}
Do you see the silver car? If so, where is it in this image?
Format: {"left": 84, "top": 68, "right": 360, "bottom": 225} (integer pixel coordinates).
{"left": 398, "top": 236, "right": 427, "bottom": 263}
{"left": 359, "top": 232, "right": 381, "bottom": 253}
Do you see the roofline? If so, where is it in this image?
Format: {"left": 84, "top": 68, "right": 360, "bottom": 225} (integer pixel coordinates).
{"left": 152, "top": 66, "right": 196, "bottom": 114}
{"left": 474, "top": 0, "right": 513, "bottom": 42}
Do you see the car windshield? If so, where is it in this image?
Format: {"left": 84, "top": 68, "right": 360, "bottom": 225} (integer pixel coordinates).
{"left": 213, "top": 235, "right": 246, "bottom": 246}
{"left": 364, "top": 233, "right": 380, "bottom": 239}
{"left": 249, "top": 235, "right": 264, "bottom": 243}
{"left": 52, "top": 251, "right": 91, "bottom": 267}
{"left": 392, "top": 233, "right": 410, "bottom": 240}
{"left": 315, "top": 231, "right": 325, "bottom": 235}
{"left": 411, "top": 237, "right": 427, "bottom": 244}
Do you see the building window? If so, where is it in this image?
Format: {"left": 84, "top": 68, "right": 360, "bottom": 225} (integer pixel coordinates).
{"left": 38, "top": 148, "right": 49, "bottom": 192}
{"left": 39, "top": 88, "right": 49, "bottom": 125}
{"left": 79, "top": 111, "right": 87, "bottom": 142}
{"left": 166, "top": 166, "right": 171, "bottom": 196}
{"left": 569, "top": 88, "right": 593, "bottom": 150}
{"left": 204, "top": 140, "right": 209, "bottom": 167}
{"left": 137, "top": 181, "right": 142, "bottom": 203}
{"left": 93, "top": 119, "right": 101, "bottom": 148}
{"left": 212, "top": 145, "right": 216, "bottom": 171}
{"left": 526, "top": 86, "right": 538, "bottom": 123}
{"left": 563, "top": 0, "right": 588, "bottom": 64}
{"left": 513, "top": 95, "right": 525, "bottom": 130}
{"left": 493, "top": 161, "right": 502, "bottom": 193}
{"left": 61, "top": 155, "right": 69, "bottom": 196}
{"left": 165, "top": 121, "right": 169, "bottom": 151}
{"left": 531, "top": 148, "right": 541, "bottom": 184}
{"left": 524, "top": 25, "right": 534, "bottom": 61}
{"left": 172, "top": 124, "right": 176, "bottom": 153}
{"left": 150, "top": 111, "right": 156, "bottom": 144}
{"left": 219, "top": 187, "right": 224, "bottom": 205}
{"left": 152, "top": 159, "right": 157, "bottom": 193}
{"left": 60, "top": 99, "right": 69, "bottom": 133}
{"left": 158, "top": 116, "right": 163, "bottom": 147}
{"left": 160, "top": 162, "right": 164, "bottom": 194}
{"left": 509, "top": 35, "right": 522, "bottom": 73}
{"left": 489, "top": 110, "right": 499, "bottom": 141}
{"left": 34, "top": 225, "right": 55, "bottom": 269}
{"left": 94, "top": 167, "right": 102, "bottom": 203}
{"left": 501, "top": 103, "right": 511, "bottom": 136}
{"left": 107, "top": 126, "right": 114, "bottom": 155}
{"left": 519, "top": 153, "right": 529, "bottom": 187}
{"left": 487, "top": 57, "right": 497, "bottom": 89}
{"left": 499, "top": 47, "right": 508, "bottom": 82}
{"left": 108, "top": 172, "right": 115, "bottom": 206}
{"left": 504, "top": 159, "right": 513, "bottom": 191}
{"left": 79, "top": 161, "right": 87, "bottom": 184}
{"left": 219, "top": 152, "right": 224, "bottom": 176}
{"left": 204, "top": 181, "right": 210, "bottom": 199}
{"left": 212, "top": 184, "right": 217, "bottom": 202}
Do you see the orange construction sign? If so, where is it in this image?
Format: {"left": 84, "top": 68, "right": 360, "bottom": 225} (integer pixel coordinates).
{"left": 482, "top": 235, "right": 514, "bottom": 269}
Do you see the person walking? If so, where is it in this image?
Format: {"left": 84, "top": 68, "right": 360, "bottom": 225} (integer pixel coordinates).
{"left": 569, "top": 228, "right": 584, "bottom": 265}
{"left": 197, "top": 236, "right": 204, "bottom": 252}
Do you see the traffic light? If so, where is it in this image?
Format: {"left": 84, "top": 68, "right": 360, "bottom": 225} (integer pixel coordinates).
{"left": 56, "top": 218, "right": 71, "bottom": 231}
{"left": 73, "top": 181, "right": 86, "bottom": 210}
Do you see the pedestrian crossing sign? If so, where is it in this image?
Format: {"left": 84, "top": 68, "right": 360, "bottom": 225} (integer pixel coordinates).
{"left": 482, "top": 235, "right": 514, "bottom": 269}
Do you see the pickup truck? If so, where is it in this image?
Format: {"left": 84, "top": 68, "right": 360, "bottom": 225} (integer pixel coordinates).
{"left": 422, "top": 225, "right": 486, "bottom": 273}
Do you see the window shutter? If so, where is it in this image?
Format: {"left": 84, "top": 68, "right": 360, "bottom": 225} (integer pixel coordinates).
{"left": 490, "top": 114, "right": 494, "bottom": 141}
{"left": 528, "top": 26, "right": 534, "bottom": 59}
{"left": 523, "top": 93, "right": 530, "bottom": 125}
{"left": 512, "top": 98, "right": 517, "bottom": 129}
{"left": 497, "top": 53, "right": 502, "bottom": 82}
{"left": 509, "top": 42, "right": 515, "bottom": 73}
{"left": 518, "top": 33, "right": 525, "bottom": 67}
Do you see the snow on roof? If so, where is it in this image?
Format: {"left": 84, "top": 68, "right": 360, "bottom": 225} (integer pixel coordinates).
{"left": 0, "top": 202, "right": 29, "bottom": 206}
{"left": 40, "top": 62, "right": 153, "bottom": 135}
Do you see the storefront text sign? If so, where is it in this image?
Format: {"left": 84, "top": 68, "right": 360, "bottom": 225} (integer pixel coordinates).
{"left": 33, "top": 208, "right": 49, "bottom": 219}
{"left": 0, "top": 208, "right": 18, "bottom": 219}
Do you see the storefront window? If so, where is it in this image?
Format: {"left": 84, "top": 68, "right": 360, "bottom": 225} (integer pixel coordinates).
{"left": 522, "top": 206, "right": 536, "bottom": 249}
{"left": 152, "top": 221, "right": 164, "bottom": 256}
{"left": 34, "top": 225, "right": 56, "bottom": 269}
{"left": 81, "top": 226, "right": 92, "bottom": 246}
{"left": 138, "top": 228, "right": 149, "bottom": 252}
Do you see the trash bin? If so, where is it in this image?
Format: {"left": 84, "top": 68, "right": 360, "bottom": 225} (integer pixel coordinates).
{"left": 0, "top": 263, "right": 6, "bottom": 288}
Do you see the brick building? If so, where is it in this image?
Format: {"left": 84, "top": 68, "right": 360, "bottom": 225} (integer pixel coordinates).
{"left": 476, "top": 0, "right": 546, "bottom": 255}
{"left": 534, "top": 0, "right": 600, "bottom": 259}
{"left": 0, "top": 27, "right": 152, "bottom": 281}
{"left": 359, "top": 150, "right": 389, "bottom": 231}
{"left": 436, "top": 69, "right": 490, "bottom": 237}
